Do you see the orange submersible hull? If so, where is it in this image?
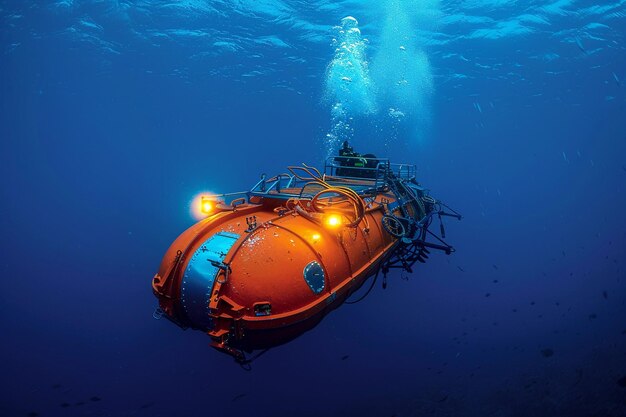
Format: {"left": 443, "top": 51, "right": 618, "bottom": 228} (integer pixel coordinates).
{"left": 152, "top": 145, "right": 460, "bottom": 365}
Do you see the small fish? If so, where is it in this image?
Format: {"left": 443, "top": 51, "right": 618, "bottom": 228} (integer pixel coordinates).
{"left": 589, "top": 313, "right": 597, "bottom": 319}
{"left": 140, "top": 402, "right": 156, "bottom": 409}
{"left": 602, "top": 290, "right": 608, "bottom": 299}
{"left": 90, "top": 396, "right": 101, "bottom": 402}
{"left": 52, "top": 384, "right": 62, "bottom": 389}
{"left": 232, "top": 393, "right": 247, "bottom": 402}
{"left": 562, "top": 151, "right": 568, "bottom": 162}
{"left": 341, "top": 76, "right": 352, "bottom": 83}
{"left": 438, "top": 395, "right": 449, "bottom": 402}
{"left": 474, "top": 102, "right": 482, "bottom": 113}
{"left": 341, "top": 355, "right": 349, "bottom": 360}
{"left": 60, "top": 403, "right": 71, "bottom": 408}
{"left": 485, "top": 293, "right": 491, "bottom": 297}
{"left": 541, "top": 348, "right": 554, "bottom": 358}
{"left": 492, "top": 264, "right": 498, "bottom": 270}
{"left": 613, "top": 72, "right": 620, "bottom": 86}
{"left": 457, "top": 266, "right": 464, "bottom": 272}
{"left": 493, "top": 279, "right": 498, "bottom": 283}
{"left": 618, "top": 376, "right": 626, "bottom": 387}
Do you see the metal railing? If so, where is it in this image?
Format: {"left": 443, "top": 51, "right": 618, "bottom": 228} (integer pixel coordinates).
{"left": 250, "top": 173, "right": 297, "bottom": 194}
{"left": 324, "top": 156, "right": 417, "bottom": 182}
{"left": 203, "top": 158, "right": 418, "bottom": 205}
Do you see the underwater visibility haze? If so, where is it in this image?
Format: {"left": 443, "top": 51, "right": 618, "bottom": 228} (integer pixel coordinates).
{"left": 1, "top": 0, "right": 626, "bottom": 416}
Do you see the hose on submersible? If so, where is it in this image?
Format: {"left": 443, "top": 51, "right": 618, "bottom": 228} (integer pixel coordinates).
{"left": 285, "top": 164, "right": 370, "bottom": 231}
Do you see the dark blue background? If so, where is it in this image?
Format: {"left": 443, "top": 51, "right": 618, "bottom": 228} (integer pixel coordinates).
{"left": 1, "top": 1, "right": 625, "bottom": 416}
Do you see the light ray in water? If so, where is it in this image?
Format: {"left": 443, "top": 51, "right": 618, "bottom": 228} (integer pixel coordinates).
{"left": 370, "top": 0, "right": 435, "bottom": 145}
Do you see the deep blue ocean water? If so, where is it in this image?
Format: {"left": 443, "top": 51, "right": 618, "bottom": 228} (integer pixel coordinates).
{"left": 1, "top": 1, "right": 626, "bottom": 416}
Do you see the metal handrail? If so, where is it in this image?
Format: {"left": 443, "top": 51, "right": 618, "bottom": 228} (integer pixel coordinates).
{"left": 324, "top": 156, "right": 416, "bottom": 181}
{"left": 250, "top": 174, "right": 297, "bottom": 193}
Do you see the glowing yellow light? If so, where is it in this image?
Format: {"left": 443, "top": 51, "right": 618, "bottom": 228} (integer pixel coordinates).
{"left": 191, "top": 191, "right": 218, "bottom": 220}
{"left": 200, "top": 198, "right": 214, "bottom": 214}
{"left": 325, "top": 214, "right": 342, "bottom": 228}
{"left": 312, "top": 233, "right": 321, "bottom": 241}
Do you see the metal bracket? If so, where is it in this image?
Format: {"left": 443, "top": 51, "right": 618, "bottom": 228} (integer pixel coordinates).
{"left": 245, "top": 215, "right": 257, "bottom": 232}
